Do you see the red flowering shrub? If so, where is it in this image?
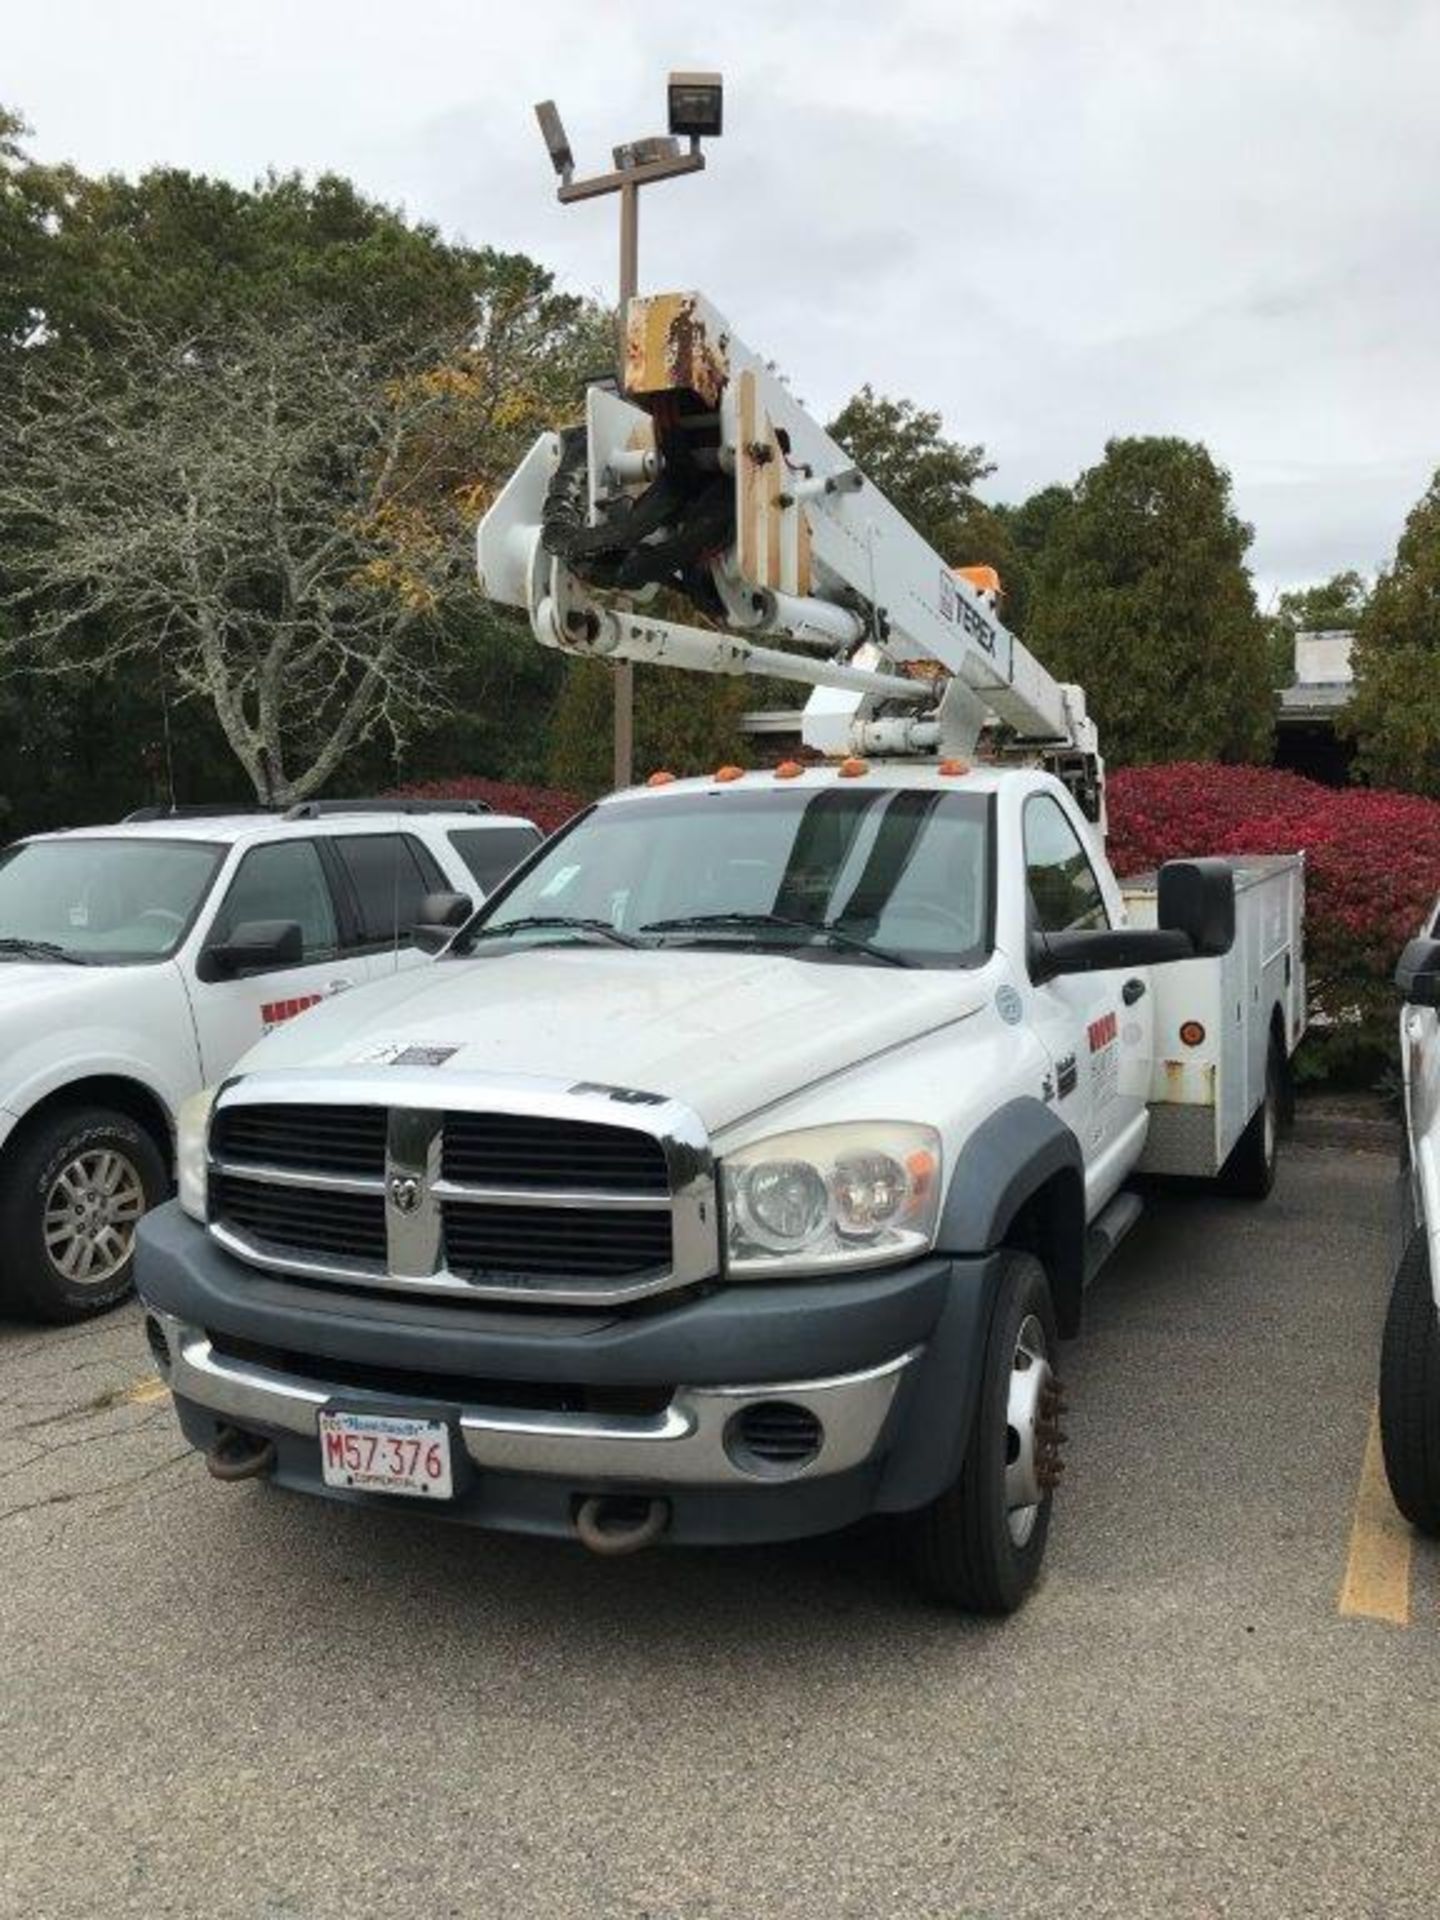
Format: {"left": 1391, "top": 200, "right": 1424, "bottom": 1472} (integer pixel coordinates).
{"left": 1108, "top": 763, "right": 1440, "bottom": 1072}
{"left": 387, "top": 776, "right": 583, "bottom": 837}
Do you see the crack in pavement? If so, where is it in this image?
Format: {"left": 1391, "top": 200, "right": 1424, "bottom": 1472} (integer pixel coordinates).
{"left": 0, "top": 1405, "right": 175, "bottom": 1486}
{"left": 0, "top": 1447, "right": 194, "bottom": 1526}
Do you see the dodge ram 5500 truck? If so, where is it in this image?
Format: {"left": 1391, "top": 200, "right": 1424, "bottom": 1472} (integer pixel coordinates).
{"left": 135, "top": 291, "right": 1303, "bottom": 1611}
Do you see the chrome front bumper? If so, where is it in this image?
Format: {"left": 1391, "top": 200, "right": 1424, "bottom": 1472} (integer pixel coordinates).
{"left": 149, "top": 1311, "right": 918, "bottom": 1488}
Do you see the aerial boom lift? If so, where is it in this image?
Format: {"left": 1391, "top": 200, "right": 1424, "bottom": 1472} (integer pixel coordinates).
{"left": 478, "top": 291, "right": 1103, "bottom": 820}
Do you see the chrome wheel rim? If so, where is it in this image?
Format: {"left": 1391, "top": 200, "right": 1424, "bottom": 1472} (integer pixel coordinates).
{"left": 1005, "top": 1312, "right": 1055, "bottom": 1547}
{"left": 42, "top": 1147, "right": 146, "bottom": 1287}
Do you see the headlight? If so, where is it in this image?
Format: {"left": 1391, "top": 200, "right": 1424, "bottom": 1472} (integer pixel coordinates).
{"left": 723, "top": 1122, "right": 942, "bottom": 1278}
{"left": 177, "top": 1086, "right": 217, "bottom": 1222}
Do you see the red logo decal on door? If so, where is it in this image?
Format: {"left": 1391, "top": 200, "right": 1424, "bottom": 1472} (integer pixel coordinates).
{"left": 261, "top": 994, "right": 323, "bottom": 1030}
{"left": 1087, "top": 1010, "right": 1117, "bottom": 1053}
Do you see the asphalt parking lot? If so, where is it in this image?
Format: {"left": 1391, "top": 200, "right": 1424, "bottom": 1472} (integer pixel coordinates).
{"left": 2, "top": 1134, "right": 1435, "bottom": 1920}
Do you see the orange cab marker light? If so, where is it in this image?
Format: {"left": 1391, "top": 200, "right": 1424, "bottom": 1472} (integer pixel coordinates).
{"left": 938, "top": 758, "right": 970, "bottom": 777}
{"left": 774, "top": 760, "right": 804, "bottom": 780}
{"left": 713, "top": 765, "right": 745, "bottom": 784}
{"left": 837, "top": 757, "right": 870, "bottom": 779}
{"left": 1179, "top": 1020, "right": 1206, "bottom": 1048}
{"left": 646, "top": 770, "right": 677, "bottom": 787}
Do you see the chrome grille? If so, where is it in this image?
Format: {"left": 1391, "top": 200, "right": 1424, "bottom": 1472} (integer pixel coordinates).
{"left": 443, "top": 1200, "right": 671, "bottom": 1280}
{"left": 442, "top": 1112, "right": 667, "bottom": 1194}
{"left": 211, "top": 1173, "right": 387, "bottom": 1264}
{"left": 207, "top": 1082, "right": 713, "bottom": 1306}
{"left": 212, "top": 1104, "right": 387, "bottom": 1179}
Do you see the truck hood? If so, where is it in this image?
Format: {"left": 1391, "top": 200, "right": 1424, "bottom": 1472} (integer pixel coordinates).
{"left": 234, "top": 947, "right": 990, "bottom": 1132}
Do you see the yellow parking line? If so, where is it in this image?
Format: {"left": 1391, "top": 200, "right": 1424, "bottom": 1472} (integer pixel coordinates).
{"left": 116, "top": 1376, "right": 170, "bottom": 1407}
{"left": 1338, "top": 1404, "right": 1412, "bottom": 1626}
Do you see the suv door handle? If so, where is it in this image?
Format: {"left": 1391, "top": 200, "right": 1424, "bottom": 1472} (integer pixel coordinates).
{"left": 1122, "top": 977, "right": 1146, "bottom": 1005}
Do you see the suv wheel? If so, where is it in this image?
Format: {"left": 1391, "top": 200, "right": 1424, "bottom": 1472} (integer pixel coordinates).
{"left": 0, "top": 1107, "right": 168, "bottom": 1323}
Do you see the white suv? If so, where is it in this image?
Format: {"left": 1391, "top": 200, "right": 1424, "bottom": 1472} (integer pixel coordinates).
{"left": 0, "top": 800, "right": 541, "bottom": 1322}
{"left": 1380, "top": 901, "right": 1440, "bottom": 1526}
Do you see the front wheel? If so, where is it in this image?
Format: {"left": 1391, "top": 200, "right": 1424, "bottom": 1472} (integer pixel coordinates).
{"left": 1379, "top": 1230, "right": 1440, "bottom": 1534}
{"left": 901, "top": 1250, "right": 1065, "bottom": 1614}
{"left": 0, "top": 1107, "right": 168, "bottom": 1323}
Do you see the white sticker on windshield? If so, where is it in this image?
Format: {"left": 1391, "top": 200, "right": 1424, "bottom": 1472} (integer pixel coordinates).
{"left": 538, "top": 864, "right": 580, "bottom": 900}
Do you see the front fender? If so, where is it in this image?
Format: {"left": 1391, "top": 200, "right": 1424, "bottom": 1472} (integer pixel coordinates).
{"left": 937, "top": 1096, "right": 1086, "bottom": 1331}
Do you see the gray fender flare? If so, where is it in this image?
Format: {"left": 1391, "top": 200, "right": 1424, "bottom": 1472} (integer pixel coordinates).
{"left": 938, "top": 1096, "right": 1086, "bottom": 1333}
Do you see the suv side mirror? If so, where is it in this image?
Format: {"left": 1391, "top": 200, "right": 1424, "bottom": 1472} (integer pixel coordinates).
{"left": 412, "top": 890, "right": 473, "bottom": 955}
{"left": 1158, "top": 858, "right": 1235, "bottom": 958}
{"left": 1396, "top": 937, "right": 1440, "bottom": 1007}
{"left": 205, "top": 919, "right": 303, "bottom": 979}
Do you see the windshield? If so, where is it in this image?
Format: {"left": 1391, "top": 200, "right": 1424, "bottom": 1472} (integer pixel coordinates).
{"left": 0, "top": 837, "right": 225, "bottom": 965}
{"left": 462, "top": 786, "right": 992, "bottom": 968}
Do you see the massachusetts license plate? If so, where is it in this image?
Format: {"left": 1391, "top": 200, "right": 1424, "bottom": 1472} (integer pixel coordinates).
{"left": 318, "top": 1410, "right": 454, "bottom": 1500}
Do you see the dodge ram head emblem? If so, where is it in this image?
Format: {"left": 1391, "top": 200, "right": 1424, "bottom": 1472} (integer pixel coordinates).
{"left": 388, "top": 1174, "right": 423, "bottom": 1216}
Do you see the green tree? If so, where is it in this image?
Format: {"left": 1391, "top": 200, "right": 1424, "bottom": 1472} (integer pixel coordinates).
{"left": 0, "top": 115, "right": 608, "bottom": 819}
{"left": 548, "top": 660, "right": 753, "bottom": 797}
{"left": 827, "top": 387, "right": 993, "bottom": 554}
{"left": 1025, "top": 437, "right": 1272, "bottom": 767}
{"left": 824, "top": 386, "right": 1049, "bottom": 620}
{"left": 1346, "top": 472, "right": 1440, "bottom": 795}
{"left": 1265, "top": 569, "right": 1370, "bottom": 687}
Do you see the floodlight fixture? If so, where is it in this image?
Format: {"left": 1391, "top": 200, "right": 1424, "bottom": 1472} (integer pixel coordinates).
{"left": 534, "top": 100, "right": 574, "bottom": 181}
{"left": 668, "top": 70, "right": 723, "bottom": 141}
{"left": 613, "top": 135, "right": 681, "bottom": 171}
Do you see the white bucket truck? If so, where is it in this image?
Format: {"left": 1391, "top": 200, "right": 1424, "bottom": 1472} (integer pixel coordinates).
{"left": 137, "top": 292, "right": 1302, "bottom": 1612}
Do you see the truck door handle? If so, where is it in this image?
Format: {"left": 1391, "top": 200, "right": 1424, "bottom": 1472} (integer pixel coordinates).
{"left": 1122, "top": 978, "right": 1146, "bottom": 1006}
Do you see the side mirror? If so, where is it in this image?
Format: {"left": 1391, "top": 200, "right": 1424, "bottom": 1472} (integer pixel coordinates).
{"left": 1158, "top": 858, "right": 1235, "bottom": 958}
{"left": 412, "top": 890, "right": 473, "bottom": 955}
{"left": 1032, "top": 926, "right": 1194, "bottom": 981}
{"left": 1396, "top": 937, "right": 1440, "bottom": 1007}
{"left": 205, "top": 919, "right": 303, "bottom": 979}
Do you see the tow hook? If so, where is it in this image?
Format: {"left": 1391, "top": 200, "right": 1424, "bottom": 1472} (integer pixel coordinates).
{"left": 205, "top": 1425, "right": 278, "bottom": 1483}
{"left": 574, "top": 1494, "right": 671, "bottom": 1556}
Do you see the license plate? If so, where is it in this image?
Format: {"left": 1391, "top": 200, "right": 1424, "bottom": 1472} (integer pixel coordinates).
{"left": 318, "top": 1410, "right": 454, "bottom": 1500}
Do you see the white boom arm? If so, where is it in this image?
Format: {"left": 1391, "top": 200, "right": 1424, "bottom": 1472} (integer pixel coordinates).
{"left": 478, "top": 290, "right": 1101, "bottom": 814}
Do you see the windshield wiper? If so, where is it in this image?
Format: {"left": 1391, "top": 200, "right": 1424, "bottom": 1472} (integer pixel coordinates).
{"left": 640, "top": 912, "right": 914, "bottom": 968}
{"left": 464, "top": 915, "right": 645, "bottom": 950}
{"left": 0, "top": 937, "right": 89, "bottom": 966}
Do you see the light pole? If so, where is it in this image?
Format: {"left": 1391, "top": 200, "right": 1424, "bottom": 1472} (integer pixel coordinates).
{"left": 534, "top": 73, "right": 724, "bottom": 791}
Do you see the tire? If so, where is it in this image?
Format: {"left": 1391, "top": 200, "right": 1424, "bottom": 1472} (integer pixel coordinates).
{"left": 902, "top": 1250, "right": 1064, "bottom": 1614}
{"left": 0, "top": 1106, "right": 168, "bottom": 1324}
{"left": 1221, "top": 1039, "right": 1282, "bottom": 1200}
{"left": 1379, "top": 1230, "right": 1440, "bottom": 1534}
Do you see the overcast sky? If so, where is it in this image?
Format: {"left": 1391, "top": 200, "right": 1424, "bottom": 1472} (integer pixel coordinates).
{"left": 8, "top": 0, "right": 1439, "bottom": 600}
